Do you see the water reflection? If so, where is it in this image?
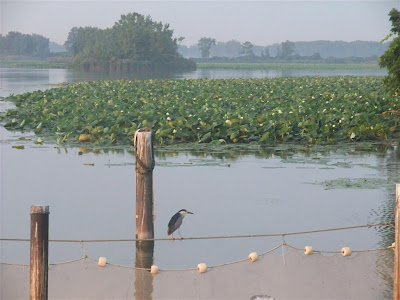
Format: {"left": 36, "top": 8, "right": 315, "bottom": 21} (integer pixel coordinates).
{"left": 135, "top": 241, "right": 154, "bottom": 300}
{"left": 0, "top": 66, "right": 388, "bottom": 98}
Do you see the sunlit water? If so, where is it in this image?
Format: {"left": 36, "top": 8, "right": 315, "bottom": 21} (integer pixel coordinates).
{"left": 0, "top": 67, "right": 395, "bottom": 277}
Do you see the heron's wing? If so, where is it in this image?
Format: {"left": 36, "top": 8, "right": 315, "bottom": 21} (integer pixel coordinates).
{"left": 167, "top": 212, "right": 182, "bottom": 235}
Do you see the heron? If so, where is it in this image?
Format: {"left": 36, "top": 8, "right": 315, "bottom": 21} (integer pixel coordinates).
{"left": 167, "top": 209, "right": 193, "bottom": 240}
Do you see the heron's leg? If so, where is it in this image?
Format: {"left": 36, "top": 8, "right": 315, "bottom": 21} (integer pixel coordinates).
{"left": 171, "top": 233, "right": 174, "bottom": 241}
{"left": 178, "top": 228, "right": 182, "bottom": 239}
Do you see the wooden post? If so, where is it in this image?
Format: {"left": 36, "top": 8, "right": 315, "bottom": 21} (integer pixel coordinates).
{"left": 135, "top": 128, "right": 155, "bottom": 240}
{"left": 30, "top": 205, "right": 49, "bottom": 300}
{"left": 395, "top": 184, "right": 400, "bottom": 300}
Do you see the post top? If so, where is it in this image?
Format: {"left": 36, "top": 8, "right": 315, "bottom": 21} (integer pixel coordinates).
{"left": 136, "top": 127, "right": 152, "bottom": 133}
{"left": 30, "top": 205, "right": 50, "bottom": 214}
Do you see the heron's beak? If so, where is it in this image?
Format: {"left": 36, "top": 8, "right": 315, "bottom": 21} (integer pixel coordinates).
{"left": 187, "top": 211, "right": 194, "bottom": 214}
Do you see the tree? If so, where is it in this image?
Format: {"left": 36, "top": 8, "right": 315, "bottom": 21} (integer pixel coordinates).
{"left": 379, "top": 8, "right": 400, "bottom": 94}
{"left": 177, "top": 37, "right": 185, "bottom": 45}
{"left": 64, "top": 26, "right": 104, "bottom": 57}
{"left": 280, "top": 40, "right": 295, "bottom": 59}
{"left": 64, "top": 27, "right": 81, "bottom": 55}
{"left": 261, "top": 47, "right": 270, "bottom": 59}
{"left": 211, "top": 40, "right": 241, "bottom": 57}
{"left": 310, "top": 52, "right": 322, "bottom": 60}
{"left": 197, "top": 37, "right": 216, "bottom": 59}
{"left": 63, "top": 12, "right": 194, "bottom": 71}
{"left": 64, "top": 13, "right": 181, "bottom": 62}
{"left": 0, "top": 31, "right": 49, "bottom": 57}
{"left": 241, "top": 41, "right": 254, "bottom": 57}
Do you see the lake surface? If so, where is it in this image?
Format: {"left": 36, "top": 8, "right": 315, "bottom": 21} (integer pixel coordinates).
{"left": 0, "top": 66, "right": 387, "bottom": 98}
{"left": 0, "top": 67, "right": 396, "bottom": 290}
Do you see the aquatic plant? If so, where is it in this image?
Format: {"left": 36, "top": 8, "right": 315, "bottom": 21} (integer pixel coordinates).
{"left": 1, "top": 76, "right": 399, "bottom": 146}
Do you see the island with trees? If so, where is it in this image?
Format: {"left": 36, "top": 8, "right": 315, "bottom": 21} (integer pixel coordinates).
{"left": 64, "top": 13, "right": 195, "bottom": 72}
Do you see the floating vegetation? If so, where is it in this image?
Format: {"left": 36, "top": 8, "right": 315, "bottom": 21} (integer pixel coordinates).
{"left": 105, "top": 162, "right": 135, "bottom": 167}
{"left": 310, "top": 177, "right": 392, "bottom": 190}
{"left": 156, "top": 157, "right": 231, "bottom": 168}
{"left": 12, "top": 145, "right": 25, "bottom": 150}
{"left": 1, "top": 76, "right": 399, "bottom": 146}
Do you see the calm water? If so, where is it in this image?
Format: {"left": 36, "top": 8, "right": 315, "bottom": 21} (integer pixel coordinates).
{"left": 0, "top": 67, "right": 395, "bottom": 275}
{"left": 0, "top": 66, "right": 387, "bottom": 97}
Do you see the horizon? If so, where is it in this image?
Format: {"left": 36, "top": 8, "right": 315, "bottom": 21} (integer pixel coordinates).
{"left": 5, "top": 33, "right": 394, "bottom": 49}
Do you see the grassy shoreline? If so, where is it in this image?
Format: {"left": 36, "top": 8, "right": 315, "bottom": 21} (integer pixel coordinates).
{"left": 0, "top": 60, "right": 67, "bottom": 69}
{"left": 0, "top": 60, "right": 383, "bottom": 71}
{"left": 197, "top": 62, "right": 382, "bottom": 70}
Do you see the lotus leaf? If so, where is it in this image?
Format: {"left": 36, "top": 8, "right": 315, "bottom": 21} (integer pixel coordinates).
{"left": 1, "top": 76, "right": 399, "bottom": 146}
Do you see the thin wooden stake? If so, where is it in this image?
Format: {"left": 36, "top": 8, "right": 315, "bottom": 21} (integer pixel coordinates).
{"left": 394, "top": 184, "right": 400, "bottom": 300}
{"left": 30, "top": 205, "right": 49, "bottom": 300}
{"left": 135, "top": 128, "right": 155, "bottom": 240}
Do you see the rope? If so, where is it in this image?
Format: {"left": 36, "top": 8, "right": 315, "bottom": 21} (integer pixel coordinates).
{"left": 0, "top": 221, "right": 392, "bottom": 243}
{"left": 286, "top": 244, "right": 393, "bottom": 254}
{"left": 0, "top": 242, "right": 393, "bottom": 271}
{"left": 49, "top": 257, "right": 85, "bottom": 267}
{"left": 208, "top": 243, "right": 282, "bottom": 269}
{"left": 79, "top": 241, "right": 88, "bottom": 268}
{"left": 209, "top": 257, "right": 248, "bottom": 268}
{"left": 0, "top": 222, "right": 393, "bottom": 270}
{"left": 259, "top": 244, "right": 282, "bottom": 256}
{"left": 281, "top": 235, "right": 287, "bottom": 266}
{"left": 135, "top": 151, "right": 155, "bottom": 175}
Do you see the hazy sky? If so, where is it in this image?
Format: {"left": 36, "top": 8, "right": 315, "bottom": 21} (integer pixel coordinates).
{"left": 1, "top": 1, "right": 399, "bottom": 46}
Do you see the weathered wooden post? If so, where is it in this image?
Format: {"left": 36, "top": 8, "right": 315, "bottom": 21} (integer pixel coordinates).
{"left": 134, "top": 128, "right": 155, "bottom": 240}
{"left": 134, "top": 128, "right": 155, "bottom": 298}
{"left": 30, "top": 205, "right": 49, "bottom": 300}
{"left": 395, "top": 184, "right": 400, "bottom": 300}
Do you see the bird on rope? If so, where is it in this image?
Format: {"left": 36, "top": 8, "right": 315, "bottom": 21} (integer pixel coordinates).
{"left": 168, "top": 209, "right": 193, "bottom": 240}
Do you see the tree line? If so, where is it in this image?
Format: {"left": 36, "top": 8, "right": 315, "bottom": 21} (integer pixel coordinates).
{"left": 179, "top": 39, "right": 389, "bottom": 61}
{"left": 0, "top": 31, "right": 50, "bottom": 57}
{"left": 64, "top": 13, "right": 194, "bottom": 71}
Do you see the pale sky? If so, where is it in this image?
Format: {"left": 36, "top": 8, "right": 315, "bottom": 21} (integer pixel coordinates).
{"left": 0, "top": 0, "right": 398, "bottom": 46}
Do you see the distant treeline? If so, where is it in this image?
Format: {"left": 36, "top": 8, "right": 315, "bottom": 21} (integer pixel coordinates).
{"left": 0, "top": 32, "right": 50, "bottom": 57}
{"left": 0, "top": 20, "right": 389, "bottom": 69}
{"left": 192, "top": 55, "right": 380, "bottom": 65}
{"left": 64, "top": 13, "right": 195, "bottom": 72}
{"left": 179, "top": 40, "right": 389, "bottom": 59}
{"left": 49, "top": 41, "right": 66, "bottom": 53}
